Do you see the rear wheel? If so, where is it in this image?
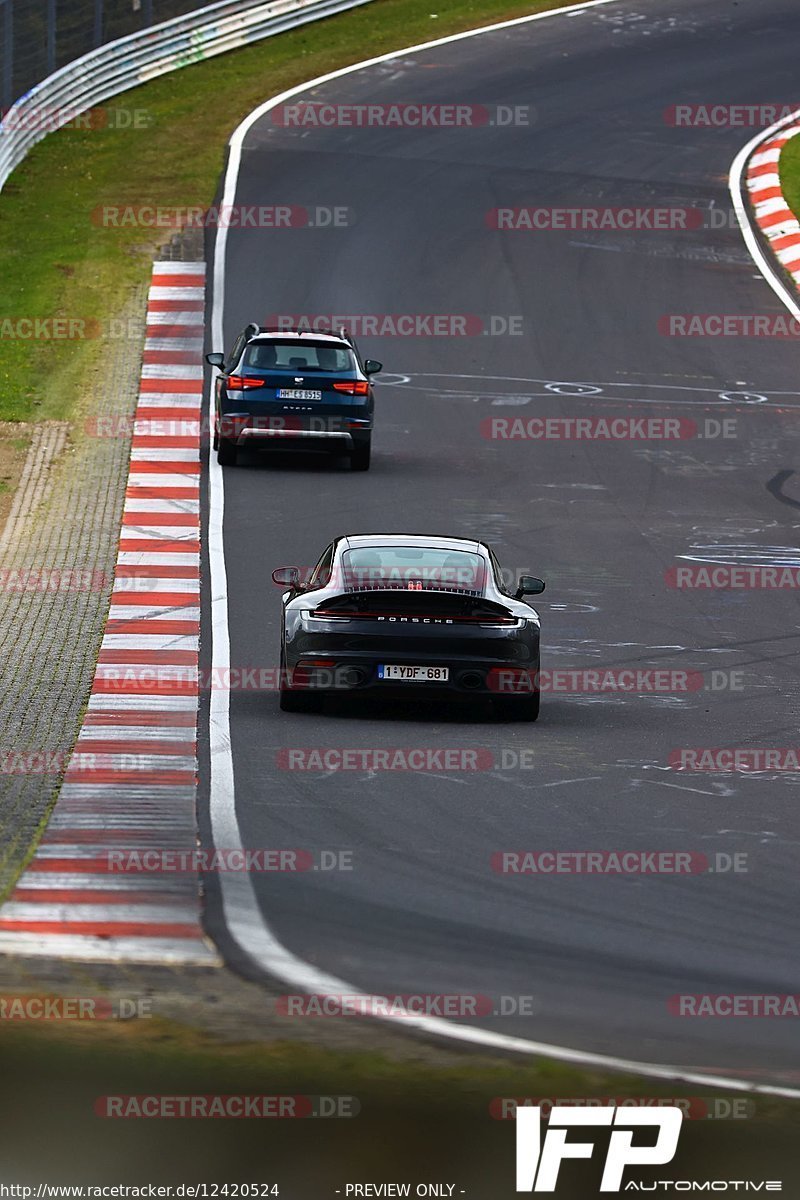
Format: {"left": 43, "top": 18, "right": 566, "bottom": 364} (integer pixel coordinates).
{"left": 493, "top": 690, "right": 540, "bottom": 722}
{"left": 217, "top": 437, "right": 238, "bottom": 466}
{"left": 350, "top": 438, "right": 371, "bottom": 471}
{"left": 279, "top": 688, "right": 324, "bottom": 713}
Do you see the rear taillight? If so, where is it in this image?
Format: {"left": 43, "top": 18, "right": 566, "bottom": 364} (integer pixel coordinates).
{"left": 487, "top": 667, "right": 537, "bottom": 694}
{"left": 332, "top": 381, "right": 369, "bottom": 395}
{"left": 310, "top": 608, "right": 517, "bottom": 624}
{"left": 228, "top": 375, "right": 266, "bottom": 390}
{"left": 292, "top": 658, "right": 337, "bottom": 689}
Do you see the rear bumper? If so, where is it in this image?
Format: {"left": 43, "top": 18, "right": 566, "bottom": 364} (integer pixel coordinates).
{"left": 285, "top": 651, "right": 539, "bottom": 696}
{"left": 239, "top": 427, "right": 355, "bottom": 448}
{"left": 283, "top": 601, "right": 539, "bottom": 695}
{"left": 217, "top": 409, "right": 372, "bottom": 449}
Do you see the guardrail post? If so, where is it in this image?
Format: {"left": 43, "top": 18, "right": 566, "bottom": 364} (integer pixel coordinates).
{"left": 47, "top": 0, "right": 56, "bottom": 75}
{"left": 1, "top": 0, "right": 12, "bottom": 113}
{"left": 93, "top": 0, "right": 103, "bottom": 47}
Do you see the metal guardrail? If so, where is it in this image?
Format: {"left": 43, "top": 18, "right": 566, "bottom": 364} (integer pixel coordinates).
{"left": 1, "top": 0, "right": 209, "bottom": 112}
{"left": 0, "top": 0, "right": 375, "bottom": 192}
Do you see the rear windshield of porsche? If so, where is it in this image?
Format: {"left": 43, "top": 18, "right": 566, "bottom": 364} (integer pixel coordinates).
{"left": 244, "top": 340, "right": 356, "bottom": 372}
{"left": 341, "top": 546, "right": 486, "bottom": 593}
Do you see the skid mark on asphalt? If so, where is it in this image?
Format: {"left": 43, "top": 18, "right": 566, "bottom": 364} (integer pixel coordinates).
{"left": 767, "top": 469, "right": 800, "bottom": 509}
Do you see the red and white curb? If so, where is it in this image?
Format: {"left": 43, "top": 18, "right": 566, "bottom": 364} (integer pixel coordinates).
{"left": 746, "top": 124, "right": 800, "bottom": 287}
{"left": 0, "top": 262, "right": 218, "bottom": 965}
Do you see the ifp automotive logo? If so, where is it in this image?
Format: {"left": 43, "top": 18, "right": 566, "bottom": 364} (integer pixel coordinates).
{"left": 515, "top": 1105, "right": 683, "bottom": 1192}
{"left": 514, "top": 1106, "right": 782, "bottom": 1192}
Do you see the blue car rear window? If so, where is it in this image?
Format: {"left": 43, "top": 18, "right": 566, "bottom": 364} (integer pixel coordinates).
{"left": 244, "top": 341, "right": 354, "bottom": 372}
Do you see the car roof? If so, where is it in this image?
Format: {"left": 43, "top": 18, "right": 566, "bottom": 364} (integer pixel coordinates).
{"left": 249, "top": 332, "right": 350, "bottom": 346}
{"left": 339, "top": 534, "right": 486, "bottom": 554}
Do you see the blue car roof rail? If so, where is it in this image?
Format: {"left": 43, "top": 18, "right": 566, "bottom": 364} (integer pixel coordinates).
{"left": 249, "top": 323, "right": 357, "bottom": 349}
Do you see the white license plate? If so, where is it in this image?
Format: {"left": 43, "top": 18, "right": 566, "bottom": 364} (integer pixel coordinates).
{"left": 277, "top": 388, "right": 322, "bottom": 401}
{"left": 378, "top": 664, "right": 450, "bottom": 682}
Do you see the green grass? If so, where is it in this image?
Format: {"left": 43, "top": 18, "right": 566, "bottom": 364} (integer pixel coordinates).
{"left": 0, "top": 0, "right": 572, "bottom": 424}
{"left": 779, "top": 133, "right": 800, "bottom": 223}
{"left": 0, "top": 1019, "right": 797, "bottom": 1183}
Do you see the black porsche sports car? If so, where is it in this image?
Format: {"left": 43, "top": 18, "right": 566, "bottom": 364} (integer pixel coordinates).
{"left": 272, "top": 534, "right": 545, "bottom": 720}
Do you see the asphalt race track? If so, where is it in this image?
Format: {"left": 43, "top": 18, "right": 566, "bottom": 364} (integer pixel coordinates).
{"left": 199, "top": 0, "right": 800, "bottom": 1083}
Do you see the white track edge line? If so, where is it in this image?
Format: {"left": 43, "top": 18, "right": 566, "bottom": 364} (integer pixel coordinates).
{"left": 207, "top": 0, "right": 800, "bottom": 1100}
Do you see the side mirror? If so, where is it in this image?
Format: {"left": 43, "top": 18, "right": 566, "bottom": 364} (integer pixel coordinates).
{"left": 206, "top": 352, "right": 225, "bottom": 368}
{"left": 364, "top": 359, "right": 383, "bottom": 375}
{"left": 272, "top": 566, "right": 301, "bottom": 588}
{"left": 515, "top": 575, "right": 545, "bottom": 599}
